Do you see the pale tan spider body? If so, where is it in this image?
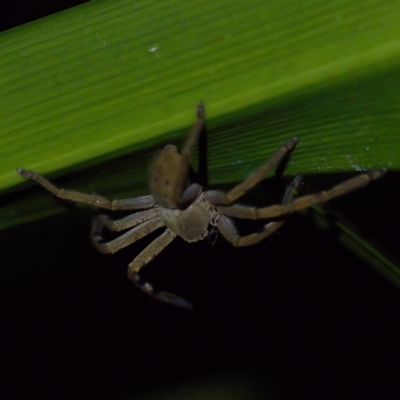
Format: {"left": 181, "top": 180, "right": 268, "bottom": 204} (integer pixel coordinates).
{"left": 17, "top": 103, "right": 386, "bottom": 309}
{"left": 157, "top": 197, "right": 214, "bottom": 243}
{"left": 149, "top": 141, "right": 215, "bottom": 242}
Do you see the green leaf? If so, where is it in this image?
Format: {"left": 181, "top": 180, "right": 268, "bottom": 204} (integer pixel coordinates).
{"left": 1, "top": 0, "right": 400, "bottom": 230}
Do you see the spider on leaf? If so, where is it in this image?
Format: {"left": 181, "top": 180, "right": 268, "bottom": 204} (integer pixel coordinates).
{"left": 18, "top": 103, "right": 386, "bottom": 309}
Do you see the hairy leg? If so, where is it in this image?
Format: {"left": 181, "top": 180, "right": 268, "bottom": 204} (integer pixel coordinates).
{"left": 95, "top": 208, "right": 159, "bottom": 232}
{"left": 91, "top": 217, "right": 164, "bottom": 254}
{"left": 127, "top": 230, "right": 192, "bottom": 309}
{"left": 174, "top": 103, "right": 204, "bottom": 208}
{"left": 216, "top": 175, "right": 302, "bottom": 247}
{"left": 17, "top": 168, "right": 155, "bottom": 210}
{"left": 217, "top": 169, "right": 386, "bottom": 220}
{"left": 205, "top": 137, "right": 298, "bottom": 205}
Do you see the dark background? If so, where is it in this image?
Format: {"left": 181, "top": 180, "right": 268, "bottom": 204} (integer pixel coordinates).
{"left": 3, "top": 172, "right": 400, "bottom": 400}
{"left": 2, "top": 3, "right": 400, "bottom": 400}
{"left": 1, "top": 0, "right": 88, "bottom": 32}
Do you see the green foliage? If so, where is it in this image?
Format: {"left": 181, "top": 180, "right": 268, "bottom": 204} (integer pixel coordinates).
{"left": 1, "top": 0, "right": 400, "bottom": 229}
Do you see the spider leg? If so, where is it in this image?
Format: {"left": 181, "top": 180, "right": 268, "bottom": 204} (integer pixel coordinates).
{"left": 128, "top": 231, "right": 192, "bottom": 309}
{"left": 91, "top": 217, "right": 164, "bottom": 254}
{"left": 95, "top": 208, "right": 159, "bottom": 232}
{"left": 217, "top": 169, "right": 386, "bottom": 220}
{"left": 174, "top": 103, "right": 205, "bottom": 207}
{"left": 205, "top": 137, "right": 298, "bottom": 205}
{"left": 180, "top": 102, "right": 205, "bottom": 170}
{"left": 215, "top": 175, "right": 302, "bottom": 247}
{"left": 17, "top": 168, "right": 155, "bottom": 210}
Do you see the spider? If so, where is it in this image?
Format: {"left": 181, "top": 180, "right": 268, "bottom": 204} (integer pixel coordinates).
{"left": 18, "top": 103, "right": 386, "bottom": 309}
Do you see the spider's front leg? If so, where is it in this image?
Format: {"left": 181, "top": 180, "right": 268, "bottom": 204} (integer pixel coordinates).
{"left": 217, "top": 169, "right": 386, "bottom": 220}
{"left": 17, "top": 168, "right": 155, "bottom": 210}
{"left": 215, "top": 175, "right": 302, "bottom": 247}
{"left": 127, "top": 230, "right": 193, "bottom": 309}
{"left": 205, "top": 136, "right": 298, "bottom": 205}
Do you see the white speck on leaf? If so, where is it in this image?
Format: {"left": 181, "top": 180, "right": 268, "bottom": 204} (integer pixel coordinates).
{"left": 148, "top": 46, "right": 159, "bottom": 54}
{"left": 346, "top": 154, "right": 363, "bottom": 171}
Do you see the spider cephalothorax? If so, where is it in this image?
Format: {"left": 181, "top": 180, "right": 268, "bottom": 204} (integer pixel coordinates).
{"left": 18, "top": 104, "right": 386, "bottom": 308}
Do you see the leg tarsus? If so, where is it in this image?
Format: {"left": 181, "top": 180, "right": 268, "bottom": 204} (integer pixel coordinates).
{"left": 132, "top": 273, "right": 193, "bottom": 309}
{"left": 282, "top": 175, "right": 303, "bottom": 203}
{"left": 180, "top": 102, "right": 205, "bottom": 160}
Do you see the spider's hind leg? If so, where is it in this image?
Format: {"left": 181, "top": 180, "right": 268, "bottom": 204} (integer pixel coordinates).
{"left": 91, "top": 216, "right": 164, "bottom": 254}
{"left": 127, "top": 230, "right": 193, "bottom": 309}
{"left": 94, "top": 208, "right": 159, "bottom": 233}
{"left": 216, "top": 175, "right": 302, "bottom": 247}
{"left": 132, "top": 274, "right": 193, "bottom": 310}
